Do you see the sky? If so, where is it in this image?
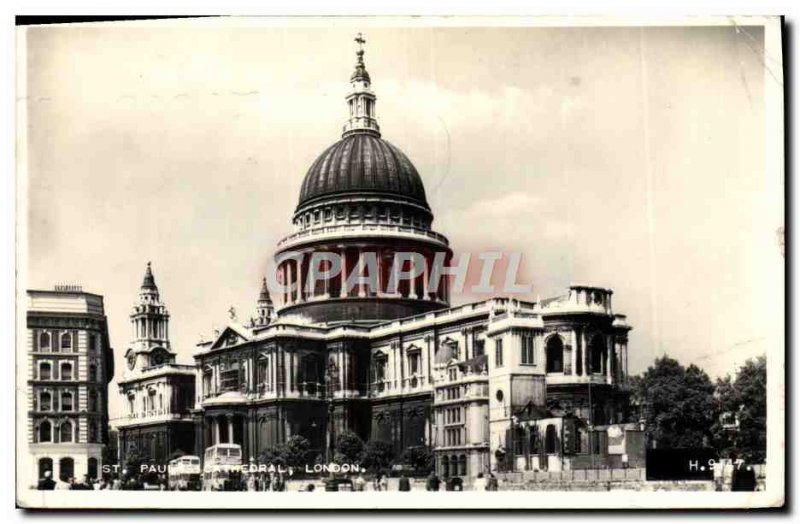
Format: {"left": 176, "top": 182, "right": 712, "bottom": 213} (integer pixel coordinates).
{"left": 21, "top": 20, "right": 780, "bottom": 418}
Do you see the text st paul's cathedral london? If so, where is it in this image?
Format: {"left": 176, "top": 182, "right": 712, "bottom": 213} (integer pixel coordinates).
{"left": 113, "top": 36, "right": 639, "bottom": 478}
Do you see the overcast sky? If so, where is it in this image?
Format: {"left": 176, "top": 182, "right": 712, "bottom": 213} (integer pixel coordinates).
{"left": 22, "top": 21, "right": 779, "bottom": 418}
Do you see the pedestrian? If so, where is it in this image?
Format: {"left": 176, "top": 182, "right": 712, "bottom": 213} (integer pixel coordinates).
{"left": 354, "top": 472, "right": 367, "bottom": 492}
{"left": 306, "top": 483, "right": 316, "bottom": 492}
{"left": 425, "top": 471, "right": 440, "bottom": 491}
{"left": 373, "top": 474, "right": 382, "bottom": 491}
{"left": 398, "top": 473, "right": 411, "bottom": 492}
{"left": 37, "top": 471, "right": 55, "bottom": 490}
{"left": 473, "top": 472, "right": 487, "bottom": 491}
{"left": 486, "top": 472, "right": 498, "bottom": 491}
{"left": 380, "top": 474, "right": 389, "bottom": 492}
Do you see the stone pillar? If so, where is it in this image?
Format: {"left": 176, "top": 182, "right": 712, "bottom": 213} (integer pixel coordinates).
{"left": 422, "top": 253, "right": 430, "bottom": 300}
{"left": 227, "top": 415, "right": 234, "bottom": 445}
{"left": 340, "top": 248, "right": 348, "bottom": 298}
{"left": 214, "top": 417, "right": 220, "bottom": 445}
{"left": 605, "top": 334, "right": 613, "bottom": 382}
{"left": 357, "top": 248, "right": 367, "bottom": 298}
{"left": 571, "top": 330, "right": 578, "bottom": 376}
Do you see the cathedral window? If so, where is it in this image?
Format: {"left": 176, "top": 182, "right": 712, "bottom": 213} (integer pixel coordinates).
{"left": 545, "top": 336, "right": 564, "bottom": 373}
{"left": 521, "top": 333, "right": 535, "bottom": 365}
{"left": 545, "top": 424, "right": 558, "bottom": 454}
{"left": 39, "top": 362, "right": 52, "bottom": 380}
{"left": 202, "top": 367, "right": 213, "bottom": 396}
{"left": 408, "top": 350, "right": 421, "bottom": 376}
{"left": 589, "top": 335, "right": 607, "bottom": 375}
{"left": 220, "top": 361, "right": 240, "bottom": 392}
{"left": 495, "top": 338, "right": 504, "bottom": 368}
{"left": 39, "top": 332, "right": 51, "bottom": 352}
{"left": 60, "top": 362, "right": 73, "bottom": 381}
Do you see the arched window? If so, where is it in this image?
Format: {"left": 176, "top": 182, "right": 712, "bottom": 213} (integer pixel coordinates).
{"left": 60, "top": 332, "right": 72, "bottom": 352}
{"left": 39, "top": 391, "right": 52, "bottom": 411}
{"left": 39, "top": 332, "right": 51, "bottom": 351}
{"left": 59, "top": 421, "right": 73, "bottom": 443}
{"left": 545, "top": 424, "right": 558, "bottom": 454}
{"left": 38, "top": 457, "right": 53, "bottom": 479}
{"left": 88, "top": 389, "right": 98, "bottom": 412}
{"left": 545, "top": 336, "right": 564, "bottom": 373}
{"left": 60, "top": 392, "right": 73, "bottom": 412}
{"left": 38, "top": 420, "right": 52, "bottom": 442}
{"left": 89, "top": 364, "right": 97, "bottom": 382}
{"left": 60, "top": 362, "right": 72, "bottom": 381}
{"left": 441, "top": 455, "right": 449, "bottom": 477}
{"left": 590, "top": 336, "right": 607, "bottom": 375}
{"left": 59, "top": 458, "right": 74, "bottom": 482}
{"left": 39, "top": 362, "right": 52, "bottom": 380}
{"left": 459, "top": 454, "right": 467, "bottom": 476}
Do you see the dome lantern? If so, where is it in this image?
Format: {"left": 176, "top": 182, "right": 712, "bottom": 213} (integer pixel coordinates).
{"left": 342, "top": 33, "right": 380, "bottom": 138}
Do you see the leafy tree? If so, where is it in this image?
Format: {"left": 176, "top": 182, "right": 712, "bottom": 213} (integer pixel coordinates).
{"left": 712, "top": 356, "right": 767, "bottom": 463}
{"left": 359, "top": 440, "right": 395, "bottom": 472}
{"left": 259, "top": 435, "right": 314, "bottom": 469}
{"left": 334, "top": 431, "right": 364, "bottom": 464}
{"left": 636, "top": 356, "right": 716, "bottom": 449}
{"left": 400, "top": 445, "right": 434, "bottom": 473}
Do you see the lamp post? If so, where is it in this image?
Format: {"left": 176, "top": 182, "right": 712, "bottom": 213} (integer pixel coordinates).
{"left": 324, "top": 360, "right": 338, "bottom": 465}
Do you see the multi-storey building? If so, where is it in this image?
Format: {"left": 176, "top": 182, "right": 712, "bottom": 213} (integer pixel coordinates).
{"left": 115, "top": 263, "right": 196, "bottom": 464}
{"left": 190, "top": 36, "right": 636, "bottom": 478}
{"left": 25, "top": 286, "right": 114, "bottom": 484}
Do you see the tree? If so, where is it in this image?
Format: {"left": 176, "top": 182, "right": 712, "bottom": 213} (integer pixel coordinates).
{"left": 334, "top": 431, "right": 364, "bottom": 464}
{"left": 712, "top": 356, "right": 767, "bottom": 463}
{"left": 259, "top": 435, "right": 314, "bottom": 469}
{"left": 636, "top": 356, "right": 716, "bottom": 449}
{"left": 401, "top": 445, "right": 434, "bottom": 473}
{"left": 359, "top": 440, "right": 395, "bottom": 472}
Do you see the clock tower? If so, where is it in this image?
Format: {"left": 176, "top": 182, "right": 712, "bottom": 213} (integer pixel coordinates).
{"left": 115, "top": 262, "right": 196, "bottom": 465}
{"left": 124, "top": 262, "right": 175, "bottom": 374}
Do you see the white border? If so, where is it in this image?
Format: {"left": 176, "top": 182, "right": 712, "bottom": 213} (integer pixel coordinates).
{"left": 13, "top": 13, "right": 785, "bottom": 510}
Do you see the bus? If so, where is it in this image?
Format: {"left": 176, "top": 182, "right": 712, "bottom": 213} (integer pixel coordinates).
{"left": 202, "top": 444, "right": 243, "bottom": 491}
{"left": 167, "top": 455, "right": 202, "bottom": 491}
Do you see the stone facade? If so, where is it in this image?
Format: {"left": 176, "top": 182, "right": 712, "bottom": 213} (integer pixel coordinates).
{"left": 25, "top": 287, "right": 114, "bottom": 485}
{"left": 115, "top": 263, "right": 196, "bottom": 465}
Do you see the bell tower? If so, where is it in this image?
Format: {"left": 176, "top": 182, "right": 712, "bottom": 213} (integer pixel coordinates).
{"left": 342, "top": 33, "right": 380, "bottom": 138}
{"left": 125, "top": 262, "right": 174, "bottom": 373}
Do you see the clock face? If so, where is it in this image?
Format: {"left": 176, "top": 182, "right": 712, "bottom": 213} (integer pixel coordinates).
{"left": 127, "top": 354, "right": 136, "bottom": 370}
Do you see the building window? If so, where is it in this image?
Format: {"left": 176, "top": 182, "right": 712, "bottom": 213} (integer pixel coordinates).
{"left": 60, "top": 362, "right": 73, "bottom": 381}
{"left": 521, "top": 333, "right": 535, "bottom": 365}
{"left": 39, "top": 391, "right": 52, "bottom": 411}
{"left": 545, "top": 424, "right": 558, "bottom": 454}
{"left": 38, "top": 458, "right": 53, "bottom": 479}
{"left": 89, "top": 364, "right": 97, "bottom": 383}
{"left": 202, "top": 368, "right": 213, "bottom": 396}
{"left": 408, "top": 351, "right": 421, "bottom": 376}
{"left": 220, "top": 362, "right": 240, "bottom": 392}
{"left": 545, "top": 336, "right": 564, "bottom": 373}
{"left": 60, "top": 392, "right": 73, "bottom": 412}
{"left": 39, "top": 362, "right": 52, "bottom": 380}
{"left": 474, "top": 339, "right": 485, "bottom": 357}
{"left": 590, "top": 335, "right": 607, "bottom": 374}
{"left": 60, "top": 332, "right": 72, "bottom": 352}
{"left": 39, "top": 332, "right": 51, "bottom": 352}
{"left": 88, "top": 421, "right": 98, "bottom": 443}
{"left": 495, "top": 338, "right": 504, "bottom": 368}
{"left": 127, "top": 394, "right": 135, "bottom": 415}
{"left": 59, "top": 458, "right": 74, "bottom": 482}
{"left": 88, "top": 390, "right": 98, "bottom": 412}
{"left": 59, "top": 421, "right": 73, "bottom": 443}
{"left": 38, "top": 421, "right": 52, "bottom": 442}
{"left": 257, "top": 358, "right": 270, "bottom": 391}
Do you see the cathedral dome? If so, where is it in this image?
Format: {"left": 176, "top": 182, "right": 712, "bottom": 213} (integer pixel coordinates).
{"left": 298, "top": 133, "right": 429, "bottom": 208}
